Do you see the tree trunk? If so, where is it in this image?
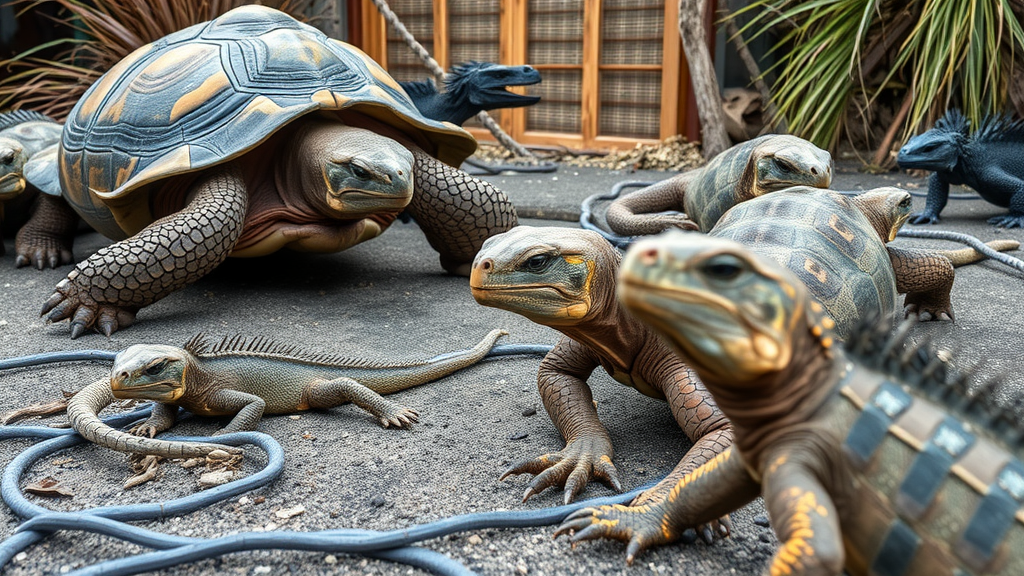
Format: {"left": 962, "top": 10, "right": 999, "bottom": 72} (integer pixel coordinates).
{"left": 679, "top": 0, "right": 730, "bottom": 159}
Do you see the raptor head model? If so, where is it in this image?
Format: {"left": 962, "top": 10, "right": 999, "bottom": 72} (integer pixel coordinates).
{"left": 401, "top": 62, "right": 541, "bottom": 126}
{"left": 897, "top": 110, "right": 968, "bottom": 173}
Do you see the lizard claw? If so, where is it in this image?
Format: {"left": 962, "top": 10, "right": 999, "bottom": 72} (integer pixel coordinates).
{"left": 501, "top": 436, "right": 619, "bottom": 503}
{"left": 908, "top": 210, "right": 940, "bottom": 225}
{"left": 377, "top": 405, "right": 419, "bottom": 429}
{"left": 554, "top": 503, "right": 675, "bottom": 565}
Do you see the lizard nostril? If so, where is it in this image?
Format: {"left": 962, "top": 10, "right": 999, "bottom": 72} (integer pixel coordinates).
{"left": 639, "top": 248, "right": 659, "bottom": 267}
{"left": 478, "top": 258, "right": 493, "bottom": 271}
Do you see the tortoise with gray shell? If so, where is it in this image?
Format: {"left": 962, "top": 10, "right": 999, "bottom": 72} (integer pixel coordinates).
{"left": 42, "top": 5, "right": 517, "bottom": 338}
{"left": 0, "top": 110, "right": 77, "bottom": 269}
{"left": 708, "top": 186, "right": 1018, "bottom": 338}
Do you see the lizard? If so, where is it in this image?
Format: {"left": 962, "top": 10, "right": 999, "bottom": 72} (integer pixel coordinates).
{"left": 605, "top": 134, "right": 833, "bottom": 236}
{"left": 898, "top": 109, "right": 1024, "bottom": 228}
{"left": 66, "top": 329, "right": 507, "bottom": 461}
{"left": 557, "top": 230, "right": 1024, "bottom": 576}
{"left": 469, "top": 226, "right": 733, "bottom": 541}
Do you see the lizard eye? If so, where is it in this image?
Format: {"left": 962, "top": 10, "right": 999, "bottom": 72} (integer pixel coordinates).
{"left": 145, "top": 360, "right": 168, "bottom": 376}
{"left": 351, "top": 164, "right": 371, "bottom": 180}
{"left": 522, "top": 254, "right": 552, "bottom": 273}
{"left": 701, "top": 255, "right": 745, "bottom": 282}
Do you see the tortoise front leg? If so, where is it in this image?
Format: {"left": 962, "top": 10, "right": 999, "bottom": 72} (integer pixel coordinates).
{"left": 555, "top": 445, "right": 760, "bottom": 564}
{"left": 887, "top": 246, "right": 954, "bottom": 321}
{"left": 761, "top": 449, "right": 844, "bottom": 576}
{"left": 407, "top": 150, "right": 517, "bottom": 276}
{"left": 605, "top": 173, "right": 700, "bottom": 236}
{"left": 15, "top": 192, "right": 77, "bottom": 270}
{"left": 41, "top": 165, "right": 247, "bottom": 338}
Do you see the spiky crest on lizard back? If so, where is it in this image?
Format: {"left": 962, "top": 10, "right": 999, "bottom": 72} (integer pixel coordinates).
{"left": 843, "top": 313, "right": 1024, "bottom": 450}
{"left": 182, "top": 333, "right": 445, "bottom": 370}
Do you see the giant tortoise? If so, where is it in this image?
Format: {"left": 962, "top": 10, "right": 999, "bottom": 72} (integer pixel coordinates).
{"left": 40, "top": 6, "right": 517, "bottom": 338}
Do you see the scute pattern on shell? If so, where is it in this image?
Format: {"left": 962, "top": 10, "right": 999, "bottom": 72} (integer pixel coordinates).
{"left": 58, "top": 5, "right": 475, "bottom": 240}
{"left": 709, "top": 189, "right": 897, "bottom": 338}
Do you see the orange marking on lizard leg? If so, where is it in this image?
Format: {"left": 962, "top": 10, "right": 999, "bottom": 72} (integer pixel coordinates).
{"left": 768, "top": 490, "right": 827, "bottom": 576}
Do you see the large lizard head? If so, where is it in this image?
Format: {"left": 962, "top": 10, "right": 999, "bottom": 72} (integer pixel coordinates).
{"left": 618, "top": 231, "right": 832, "bottom": 385}
{"left": 110, "top": 345, "right": 191, "bottom": 402}
{"left": 897, "top": 110, "right": 967, "bottom": 173}
{"left": 848, "top": 187, "right": 913, "bottom": 242}
{"left": 747, "top": 135, "right": 833, "bottom": 195}
{"left": 469, "top": 226, "right": 617, "bottom": 327}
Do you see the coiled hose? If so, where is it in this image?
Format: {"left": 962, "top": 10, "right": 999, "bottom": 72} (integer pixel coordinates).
{"left": 0, "top": 344, "right": 654, "bottom": 576}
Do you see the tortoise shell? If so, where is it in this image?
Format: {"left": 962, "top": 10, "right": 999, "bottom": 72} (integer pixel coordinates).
{"left": 683, "top": 135, "right": 832, "bottom": 231}
{"left": 709, "top": 187, "right": 897, "bottom": 338}
{"left": 59, "top": 5, "right": 476, "bottom": 240}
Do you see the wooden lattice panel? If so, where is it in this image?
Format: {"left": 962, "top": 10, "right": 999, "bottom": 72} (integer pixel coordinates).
{"left": 385, "top": 0, "right": 434, "bottom": 82}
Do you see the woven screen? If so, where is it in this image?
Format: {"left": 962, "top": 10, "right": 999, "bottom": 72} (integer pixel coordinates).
{"left": 525, "top": 0, "right": 583, "bottom": 133}
{"left": 449, "top": 0, "right": 500, "bottom": 127}
{"left": 386, "top": 0, "right": 434, "bottom": 83}
{"left": 598, "top": 0, "right": 664, "bottom": 139}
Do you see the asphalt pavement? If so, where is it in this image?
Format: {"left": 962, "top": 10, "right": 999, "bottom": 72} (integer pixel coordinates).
{"left": 0, "top": 159, "right": 1021, "bottom": 576}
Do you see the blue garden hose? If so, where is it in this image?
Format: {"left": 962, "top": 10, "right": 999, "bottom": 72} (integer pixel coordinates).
{"left": 0, "top": 343, "right": 666, "bottom": 576}
{"left": 580, "top": 181, "right": 1024, "bottom": 274}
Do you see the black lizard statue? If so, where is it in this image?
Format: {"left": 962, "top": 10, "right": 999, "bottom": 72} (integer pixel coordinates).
{"left": 401, "top": 61, "right": 541, "bottom": 126}
{"left": 898, "top": 109, "right": 1024, "bottom": 228}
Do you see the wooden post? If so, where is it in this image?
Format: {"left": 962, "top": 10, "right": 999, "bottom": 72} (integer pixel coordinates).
{"left": 678, "top": 0, "right": 729, "bottom": 158}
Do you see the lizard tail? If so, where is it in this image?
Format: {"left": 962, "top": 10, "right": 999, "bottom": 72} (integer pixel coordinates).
{"left": 942, "top": 239, "right": 1020, "bottom": 267}
{"left": 354, "top": 329, "right": 508, "bottom": 394}
{"left": 67, "top": 379, "right": 241, "bottom": 458}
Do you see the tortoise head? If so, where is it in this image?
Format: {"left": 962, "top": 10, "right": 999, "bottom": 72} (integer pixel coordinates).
{"left": 618, "top": 231, "right": 819, "bottom": 385}
{"left": 295, "top": 121, "right": 414, "bottom": 218}
{"left": 469, "top": 226, "right": 616, "bottom": 327}
{"left": 0, "top": 137, "right": 28, "bottom": 200}
{"left": 110, "top": 345, "right": 191, "bottom": 402}
{"left": 848, "top": 187, "right": 913, "bottom": 242}
{"left": 750, "top": 135, "right": 833, "bottom": 195}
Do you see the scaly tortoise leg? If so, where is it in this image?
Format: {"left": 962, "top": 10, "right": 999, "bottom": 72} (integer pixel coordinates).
{"left": 634, "top": 364, "right": 735, "bottom": 542}
{"left": 555, "top": 445, "right": 761, "bottom": 565}
{"left": 15, "top": 192, "right": 78, "bottom": 270}
{"left": 886, "top": 246, "right": 955, "bottom": 321}
{"left": 501, "top": 337, "right": 621, "bottom": 504}
{"left": 41, "top": 165, "right": 248, "bottom": 338}
{"left": 605, "top": 172, "right": 700, "bottom": 236}
{"left": 406, "top": 150, "right": 517, "bottom": 276}
{"left": 760, "top": 448, "right": 844, "bottom": 576}
{"left": 304, "top": 376, "right": 419, "bottom": 429}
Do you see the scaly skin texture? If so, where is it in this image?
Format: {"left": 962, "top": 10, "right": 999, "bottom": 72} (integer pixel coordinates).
{"left": 605, "top": 134, "right": 833, "bottom": 235}
{"left": 67, "top": 329, "right": 505, "bottom": 459}
{"left": 44, "top": 121, "right": 516, "bottom": 338}
{"left": 41, "top": 166, "right": 247, "bottom": 339}
{"left": 898, "top": 110, "right": 1024, "bottom": 228}
{"left": 409, "top": 150, "right": 519, "bottom": 276}
{"left": 469, "top": 226, "right": 733, "bottom": 540}
{"left": 0, "top": 112, "right": 74, "bottom": 268}
{"left": 560, "top": 232, "right": 1024, "bottom": 576}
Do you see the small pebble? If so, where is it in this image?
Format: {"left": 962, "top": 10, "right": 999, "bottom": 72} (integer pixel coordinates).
{"left": 467, "top": 535, "right": 483, "bottom": 545}
{"left": 288, "top": 415, "right": 301, "bottom": 420}
{"left": 521, "top": 407, "right": 537, "bottom": 417}
{"left": 238, "top": 496, "right": 251, "bottom": 505}
{"left": 753, "top": 515, "right": 771, "bottom": 527}
{"left": 254, "top": 567, "right": 271, "bottom": 574}
{"left": 324, "top": 555, "right": 337, "bottom": 565}
{"left": 371, "top": 496, "right": 387, "bottom": 507}
{"left": 13, "top": 552, "right": 26, "bottom": 562}
{"left": 264, "top": 522, "right": 278, "bottom": 531}
{"left": 679, "top": 529, "right": 698, "bottom": 544}
{"left": 275, "top": 504, "right": 306, "bottom": 519}
{"left": 508, "top": 432, "right": 529, "bottom": 441}
{"left": 515, "top": 560, "right": 528, "bottom": 574}
{"left": 254, "top": 496, "right": 266, "bottom": 505}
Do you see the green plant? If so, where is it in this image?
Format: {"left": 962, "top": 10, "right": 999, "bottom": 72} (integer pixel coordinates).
{"left": 738, "top": 0, "right": 1024, "bottom": 152}
{"left": 0, "top": 0, "right": 305, "bottom": 120}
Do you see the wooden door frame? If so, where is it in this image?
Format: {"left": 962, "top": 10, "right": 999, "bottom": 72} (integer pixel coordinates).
{"left": 352, "top": 0, "right": 691, "bottom": 151}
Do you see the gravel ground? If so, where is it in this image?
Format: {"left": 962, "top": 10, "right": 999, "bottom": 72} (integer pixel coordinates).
{"left": 0, "top": 161, "right": 1021, "bottom": 576}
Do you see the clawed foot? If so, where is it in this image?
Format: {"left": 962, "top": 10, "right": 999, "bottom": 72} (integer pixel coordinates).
{"left": 41, "top": 275, "right": 137, "bottom": 338}
{"left": 988, "top": 213, "right": 1024, "bottom": 229}
{"left": 629, "top": 487, "right": 732, "bottom": 544}
{"left": 124, "top": 454, "right": 163, "bottom": 489}
{"left": 903, "top": 299, "right": 953, "bottom": 322}
{"left": 908, "top": 211, "right": 940, "bottom": 225}
{"left": 501, "top": 437, "right": 621, "bottom": 504}
{"left": 376, "top": 404, "right": 419, "bottom": 429}
{"left": 128, "top": 422, "right": 160, "bottom": 438}
{"left": 15, "top": 238, "right": 73, "bottom": 270}
{"left": 554, "top": 503, "right": 675, "bottom": 565}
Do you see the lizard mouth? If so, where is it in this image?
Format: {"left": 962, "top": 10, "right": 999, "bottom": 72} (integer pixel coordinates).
{"left": 0, "top": 173, "right": 25, "bottom": 199}
{"left": 110, "top": 380, "right": 180, "bottom": 401}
